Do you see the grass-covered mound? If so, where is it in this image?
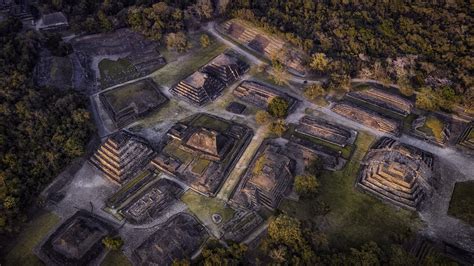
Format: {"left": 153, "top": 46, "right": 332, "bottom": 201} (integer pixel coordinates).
{"left": 448, "top": 181, "right": 474, "bottom": 226}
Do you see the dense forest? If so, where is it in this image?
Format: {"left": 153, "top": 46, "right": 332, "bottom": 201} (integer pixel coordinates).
{"left": 226, "top": 1, "right": 473, "bottom": 110}
{"left": 0, "top": 18, "right": 93, "bottom": 234}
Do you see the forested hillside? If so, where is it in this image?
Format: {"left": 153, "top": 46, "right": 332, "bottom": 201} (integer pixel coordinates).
{"left": 0, "top": 18, "right": 93, "bottom": 234}
{"left": 227, "top": 1, "right": 473, "bottom": 110}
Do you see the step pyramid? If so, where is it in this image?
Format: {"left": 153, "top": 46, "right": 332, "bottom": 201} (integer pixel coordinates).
{"left": 90, "top": 131, "right": 154, "bottom": 184}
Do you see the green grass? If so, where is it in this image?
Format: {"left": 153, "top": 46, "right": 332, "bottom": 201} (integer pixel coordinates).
{"left": 101, "top": 79, "right": 166, "bottom": 114}
{"left": 163, "top": 141, "right": 193, "bottom": 163}
{"left": 286, "top": 124, "right": 353, "bottom": 160}
{"left": 190, "top": 114, "right": 230, "bottom": 132}
{"left": 181, "top": 190, "right": 235, "bottom": 224}
{"left": 151, "top": 38, "right": 227, "bottom": 87}
{"left": 280, "top": 132, "right": 420, "bottom": 250}
{"left": 448, "top": 181, "right": 474, "bottom": 226}
{"left": 50, "top": 56, "right": 72, "bottom": 85}
{"left": 99, "top": 58, "right": 136, "bottom": 82}
{"left": 107, "top": 170, "right": 151, "bottom": 207}
{"left": 101, "top": 250, "right": 131, "bottom": 266}
{"left": 5, "top": 211, "right": 60, "bottom": 266}
{"left": 418, "top": 116, "right": 445, "bottom": 143}
{"left": 192, "top": 158, "right": 211, "bottom": 174}
{"left": 468, "top": 128, "right": 474, "bottom": 140}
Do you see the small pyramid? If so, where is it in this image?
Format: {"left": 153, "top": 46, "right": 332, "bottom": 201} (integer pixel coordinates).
{"left": 185, "top": 128, "right": 231, "bottom": 159}
{"left": 90, "top": 131, "right": 154, "bottom": 184}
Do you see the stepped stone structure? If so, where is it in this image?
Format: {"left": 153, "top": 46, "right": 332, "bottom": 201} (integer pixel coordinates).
{"left": 100, "top": 79, "right": 168, "bottom": 128}
{"left": 239, "top": 143, "right": 296, "bottom": 210}
{"left": 221, "top": 19, "right": 307, "bottom": 75}
{"left": 233, "top": 81, "right": 298, "bottom": 112}
{"left": 295, "top": 115, "right": 356, "bottom": 147}
{"left": 331, "top": 102, "right": 401, "bottom": 135}
{"left": 170, "top": 71, "right": 225, "bottom": 106}
{"left": 40, "top": 211, "right": 114, "bottom": 265}
{"left": 90, "top": 131, "right": 154, "bottom": 184}
{"left": 152, "top": 114, "right": 253, "bottom": 196}
{"left": 458, "top": 122, "right": 474, "bottom": 151}
{"left": 222, "top": 210, "right": 264, "bottom": 242}
{"left": 357, "top": 137, "right": 435, "bottom": 211}
{"left": 412, "top": 115, "right": 451, "bottom": 146}
{"left": 37, "top": 12, "right": 69, "bottom": 32}
{"left": 347, "top": 88, "right": 413, "bottom": 116}
{"left": 132, "top": 213, "right": 208, "bottom": 265}
{"left": 201, "top": 53, "right": 249, "bottom": 85}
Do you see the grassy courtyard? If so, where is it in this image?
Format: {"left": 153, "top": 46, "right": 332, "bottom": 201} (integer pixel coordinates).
{"left": 280, "top": 132, "right": 420, "bottom": 250}
{"left": 4, "top": 211, "right": 60, "bottom": 266}
{"left": 99, "top": 58, "right": 136, "bottom": 83}
{"left": 448, "top": 181, "right": 474, "bottom": 226}
{"left": 417, "top": 115, "right": 445, "bottom": 143}
{"left": 181, "top": 190, "right": 235, "bottom": 225}
{"left": 152, "top": 33, "right": 227, "bottom": 87}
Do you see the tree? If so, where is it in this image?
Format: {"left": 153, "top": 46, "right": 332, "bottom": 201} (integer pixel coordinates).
{"left": 102, "top": 236, "right": 124, "bottom": 250}
{"left": 201, "top": 240, "right": 248, "bottom": 265}
{"left": 200, "top": 34, "right": 211, "bottom": 48}
{"left": 166, "top": 32, "right": 190, "bottom": 52}
{"left": 97, "top": 10, "right": 113, "bottom": 32}
{"left": 310, "top": 53, "right": 329, "bottom": 73}
{"left": 294, "top": 175, "right": 319, "bottom": 197}
{"left": 268, "top": 215, "right": 305, "bottom": 249}
{"left": 416, "top": 87, "right": 438, "bottom": 111}
{"left": 268, "top": 97, "right": 289, "bottom": 118}
{"left": 255, "top": 110, "right": 271, "bottom": 125}
{"left": 303, "top": 84, "right": 325, "bottom": 101}
{"left": 195, "top": 0, "right": 214, "bottom": 20}
{"left": 270, "top": 119, "right": 287, "bottom": 137}
{"left": 271, "top": 59, "right": 289, "bottom": 85}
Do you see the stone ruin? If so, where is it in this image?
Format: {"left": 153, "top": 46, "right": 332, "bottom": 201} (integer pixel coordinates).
{"left": 152, "top": 114, "right": 253, "bottom": 196}
{"left": 132, "top": 213, "right": 208, "bottom": 265}
{"left": 233, "top": 80, "right": 298, "bottom": 112}
{"left": 40, "top": 211, "right": 114, "bottom": 265}
{"left": 37, "top": 12, "right": 69, "bottom": 32}
{"left": 171, "top": 52, "right": 248, "bottom": 106}
{"left": 100, "top": 79, "right": 169, "bottom": 128}
{"left": 90, "top": 130, "right": 154, "bottom": 184}
{"left": 331, "top": 102, "right": 401, "bottom": 135}
{"left": 221, "top": 210, "right": 264, "bottom": 243}
{"left": 70, "top": 28, "right": 166, "bottom": 91}
{"left": 232, "top": 141, "right": 296, "bottom": 210}
{"left": 200, "top": 52, "right": 249, "bottom": 85}
{"left": 221, "top": 19, "right": 307, "bottom": 76}
{"left": 120, "top": 178, "right": 184, "bottom": 224}
{"left": 347, "top": 88, "right": 414, "bottom": 117}
{"left": 458, "top": 122, "right": 474, "bottom": 151}
{"left": 170, "top": 71, "right": 225, "bottom": 106}
{"left": 412, "top": 115, "right": 451, "bottom": 146}
{"left": 357, "top": 137, "right": 436, "bottom": 211}
{"left": 295, "top": 115, "right": 357, "bottom": 147}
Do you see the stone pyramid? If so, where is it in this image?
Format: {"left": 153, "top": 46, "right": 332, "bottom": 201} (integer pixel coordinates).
{"left": 90, "top": 131, "right": 154, "bottom": 184}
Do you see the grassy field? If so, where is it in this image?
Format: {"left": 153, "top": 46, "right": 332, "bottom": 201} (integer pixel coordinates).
{"left": 418, "top": 115, "right": 444, "bottom": 143}
{"left": 192, "top": 158, "right": 211, "bottom": 174}
{"left": 99, "top": 58, "right": 136, "bottom": 82}
{"left": 163, "top": 141, "right": 193, "bottom": 163}
{"left": 4, "top": 211, "right": 60, "bottom": 266}
{"left": 101, "top": 250, "right": 131, "bottom": 266}
{"left": 448, "top": 181, "right": 474, "bottom": 226}
{"left": 151, "top": 34, "right": 227, "bottom": 87}
{"left": 190, "top": 114, "right": 230, "bottom": 132}
{"left": 101, "top": 79, "right": 166, "bottom": 114}
{"left": 280, "top": 132, "right": 420, "bottom": 250}
{"left": 181, "top": 190, "right": 235, "bottom": 224}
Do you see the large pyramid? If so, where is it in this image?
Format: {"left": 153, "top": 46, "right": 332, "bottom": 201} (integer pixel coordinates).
{"left": 357, "top": 137, "right": 434, "bottom": 210}
{"left": 170, "top": 72, "right": 224, "bottom": 106}
{"left": 184, "top": 128, "right": 232, "bottom": 159}
{"left": 90, "top": 131, "right": 154, "bottom": 184}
